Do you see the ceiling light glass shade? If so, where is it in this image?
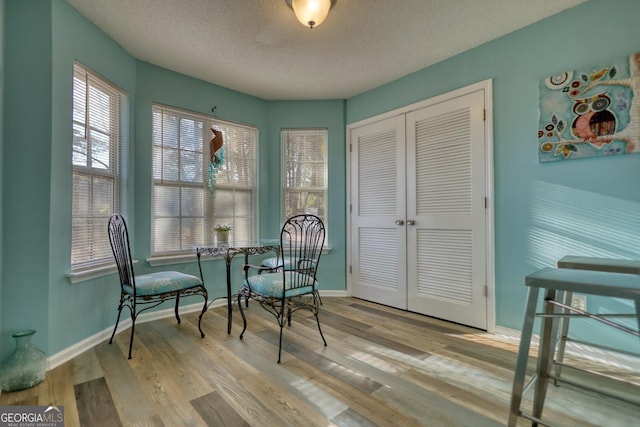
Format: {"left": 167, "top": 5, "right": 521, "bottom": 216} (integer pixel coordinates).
{"left": 291, "top": 0, "right": 332, "bottom": 28}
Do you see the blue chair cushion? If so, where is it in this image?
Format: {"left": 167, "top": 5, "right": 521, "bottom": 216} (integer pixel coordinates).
{"left": 261, "top": 256, "right": 293, "bottom": 270}
{"left": 124, "top": 271, "right": 203, "bottom": 296}
{"left": 244, "top": 271, "right": 317, "bottom": 298}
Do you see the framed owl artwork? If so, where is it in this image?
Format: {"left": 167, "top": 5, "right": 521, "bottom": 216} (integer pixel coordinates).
{"left": 538, "top": 52, "right": 640, "bottom": 162}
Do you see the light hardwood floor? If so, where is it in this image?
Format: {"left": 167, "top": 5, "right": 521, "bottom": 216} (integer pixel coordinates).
{"left": 1, "top": 297, "right": 638, "bottom": 426}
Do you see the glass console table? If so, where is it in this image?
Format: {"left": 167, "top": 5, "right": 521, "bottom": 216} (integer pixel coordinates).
{"left": 196, "top": 239, "right": 280, "bottom": 334}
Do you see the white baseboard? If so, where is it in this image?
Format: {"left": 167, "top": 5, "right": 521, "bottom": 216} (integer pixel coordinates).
{"left": 317, "top": 290, "right": 349, "bottom": 298}
{"left": 47, "top": 298, "right": 228, "bottom": 370}
{"left": 493, "top": 326, "right": 640, "bottom": 371}
{"left": 46, "top": 292, "right": 347, "bottom": 370}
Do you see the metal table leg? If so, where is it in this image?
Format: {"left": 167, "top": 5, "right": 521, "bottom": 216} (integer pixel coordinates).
{"left": 532, "top": 289, "right": 560, "bottom": 424}
{"left": 554, "top": 290, "right": 572, "bottom": 385}
{"left": 508, "top": 286, "right": 540, "bottom": 427}
{"left": 226, "top": 254, "right": 233, "bottom": 334}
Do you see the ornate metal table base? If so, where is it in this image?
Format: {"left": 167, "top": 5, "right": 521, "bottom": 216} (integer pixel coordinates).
{"left": 196, "top": 240, "right": 280, "bottom": 333}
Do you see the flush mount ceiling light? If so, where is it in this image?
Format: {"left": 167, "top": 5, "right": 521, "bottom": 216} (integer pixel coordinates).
{"left": 286, "top": 0, "right": 336, "bottom": 29}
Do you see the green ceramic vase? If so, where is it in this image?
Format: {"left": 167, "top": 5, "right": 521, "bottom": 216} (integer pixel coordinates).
{"left": 0, "top": 330, "right": 46, "bottom": 392}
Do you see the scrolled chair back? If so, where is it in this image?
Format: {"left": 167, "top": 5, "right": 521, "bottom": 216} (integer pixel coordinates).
{"left": 280, "top": 214, "right": 325, "bottom": 293}
{"left": 108, "top": 214, "right": 136, "bottom": 292}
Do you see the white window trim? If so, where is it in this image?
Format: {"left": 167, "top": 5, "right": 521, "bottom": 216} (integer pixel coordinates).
{"left": 146, "top": 253, "right": 199, "bottom": 267}
{"left": 151, "top": 104, "right": 258, "bottom": 256}
{"left": 281, "top": 128, "right": 329, "bottom": 244}
{"left": 70, "top": 62, "right": 128, "bottom": 274}
{"left": 67, "top": 260, "right": 138, "bottom": 284}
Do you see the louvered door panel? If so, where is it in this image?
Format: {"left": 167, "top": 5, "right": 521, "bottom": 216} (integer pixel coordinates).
{"left": 350, "top": 115, "right": 407, "bottom": 309}
{"left": 359, "top": 129, "right": 398, "bottom": 216}
{"left": 416, "top": 108, "right": 472, "bottom": 215}
{"left": 416, "top": 229, "right": 472, "bottom": 302}
{"left": 358, "top": 228, "right": 400, "bottom": 291}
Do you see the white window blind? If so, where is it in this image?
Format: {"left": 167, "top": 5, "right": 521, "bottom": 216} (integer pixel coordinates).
{"left": 71, "top": 63, "right": 127, "bottom": 271}
{"left": 282, "top": 129, "right": 328, "bottom": 228}
{"left": 152, "top": 105, "right": 257, "bottom": 254}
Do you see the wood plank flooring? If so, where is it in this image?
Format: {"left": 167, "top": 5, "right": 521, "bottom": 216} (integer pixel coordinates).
{"left": 1, "top": 297, "right": 638, "bottom": 426}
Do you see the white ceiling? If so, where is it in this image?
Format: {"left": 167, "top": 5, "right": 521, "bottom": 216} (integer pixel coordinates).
{"left": 65, "top": 0, "right": 586, "bottom": 100}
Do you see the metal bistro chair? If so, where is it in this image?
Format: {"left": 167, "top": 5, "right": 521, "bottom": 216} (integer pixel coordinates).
{"left": 108, "top": 214, "right": 208, "bottom": 359}
{"left": 237, "top": 214, "right": 327, "bottom": 363}
{"left": 259, "top": 221, "right": 324, "bottom": 306}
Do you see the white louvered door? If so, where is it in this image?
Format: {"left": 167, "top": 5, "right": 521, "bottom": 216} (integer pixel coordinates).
{"left": 406, "top": 90, "right": 487, "bottom": 329}
{"left": 349, "top": 85, "right": 489, "bottom": 329}
{"left": 350, "top": 116, "right": 407, "bottom": 309}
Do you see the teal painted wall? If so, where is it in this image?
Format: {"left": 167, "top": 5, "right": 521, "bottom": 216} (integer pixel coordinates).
{"left": 1, "top": 1, "right": 347, "bottom": 360}
{"left": 133, "top": 71, "right": 347, "bottom": 295}
{"left": 1, "top": 0, "right": 137, "bottom": 359}
{"left": 267, "top": 101, "right": 347, "bottom": 290}
{"left": 134, "top": 61, "right": 271, "bottom": 299}
{"left": 2, "top": 0, "right": 53, "bottom": 358}
{"left": 347, "top": 0, "right": 640, "bottom": 350}
{"left": 0, "top": 0, "right": 5, "bottom": 357}
{"left": 47, "top": 0, "right": 137, "bottom": 356}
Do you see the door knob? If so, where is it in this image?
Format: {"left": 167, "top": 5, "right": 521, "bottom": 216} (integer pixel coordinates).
{"left": 407, "top": 219, "right": 415, "bottom": 226}
{"left": 395, "top": 220, "right": 405, "bottom": 225}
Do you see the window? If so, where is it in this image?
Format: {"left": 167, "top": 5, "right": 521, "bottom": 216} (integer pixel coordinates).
{"left": 71, "top": 63, "right": 127, "bottom": 271}
{"left": 282, "top": 129, "right": 328, "bottom": 228}
{"left": 152, "top": 105, "right": 257, "bottom": 255}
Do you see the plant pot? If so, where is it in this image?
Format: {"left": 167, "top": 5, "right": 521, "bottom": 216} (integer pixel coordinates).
{"left": 217, "top": 230, "right": 229, "bottom": 244}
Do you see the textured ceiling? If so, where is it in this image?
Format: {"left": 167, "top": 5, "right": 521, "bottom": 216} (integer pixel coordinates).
{"left": 65, "top": 0, "right": 586, "bottom": 100}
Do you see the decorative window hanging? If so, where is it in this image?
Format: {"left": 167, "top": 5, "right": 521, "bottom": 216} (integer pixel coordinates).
{"left": 208, "top": 127, "right": 224, "bottom": 192}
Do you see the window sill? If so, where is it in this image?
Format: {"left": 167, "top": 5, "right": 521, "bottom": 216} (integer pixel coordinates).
{"left": 67, "top": 260, "right": 138, "bottom": 284}
{"left": 146, "top": 253, "right": 199, "bottom": 267}
{"left": 146, "top": 247, "right": 331, "bottom": 267}
{"left": 69, "top": 247, "right": 332, "bottom": 282}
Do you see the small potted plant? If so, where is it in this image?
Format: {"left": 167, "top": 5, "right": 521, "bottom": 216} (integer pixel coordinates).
{"left": 214, "top": 223, "right": 232, "bottom": 244}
